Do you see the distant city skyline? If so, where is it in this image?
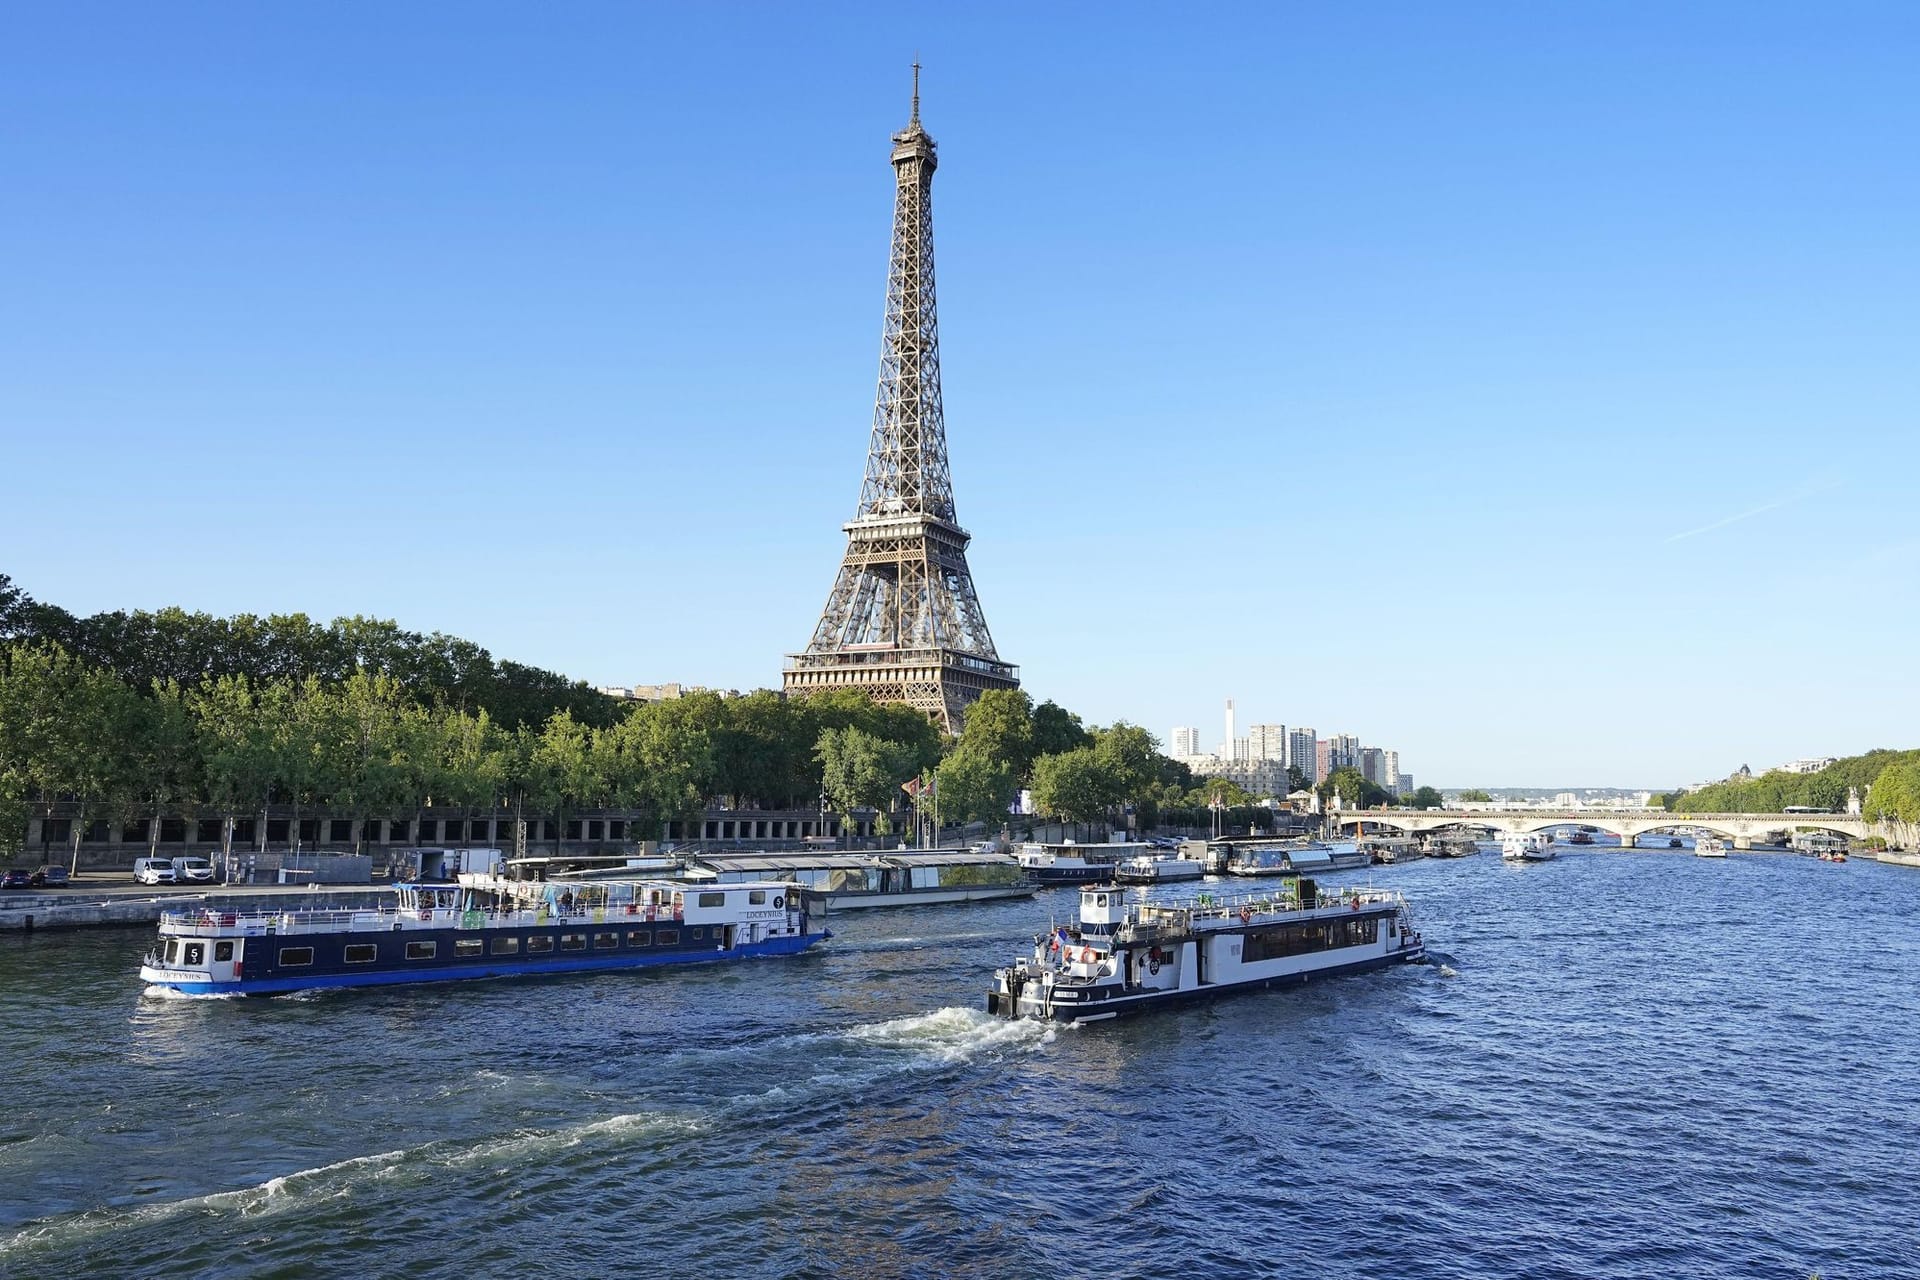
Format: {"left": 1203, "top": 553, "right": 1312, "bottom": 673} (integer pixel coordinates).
{"left": 4, "top": 4, "right": 1915, "bottom": 785}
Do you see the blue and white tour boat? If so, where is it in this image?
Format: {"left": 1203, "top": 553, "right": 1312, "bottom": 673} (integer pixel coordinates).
{"left": 986, "top": 879, "right": 1426, "bottom": 1023}
{"left": 1013, "top": 841, "right": 1128, "bottom": 885}
{"left": 139, "top": 875, "right": 826, "bottom": 997}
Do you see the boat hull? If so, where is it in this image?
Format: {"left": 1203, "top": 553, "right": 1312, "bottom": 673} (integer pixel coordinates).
{"left": 990, "top": 948, "right": 1424, "bottom": 1024}
{"left": 141, "top": 928, "right": 824, "bottom": 997}
{"left": 1024, "top": 865, "right": 1116, "bottom": 885}
{"left": 816, "top": 884, "right": 1036, "bottom": 910}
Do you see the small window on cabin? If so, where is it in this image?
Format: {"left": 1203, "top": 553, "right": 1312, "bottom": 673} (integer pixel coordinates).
{"left": 655, "top": 929, "right": 679, "bottom": 946}
{"left": 214, "top": 941, "right": 234, "bottom": 962}
{"left": 280, "top": 947, "right": 316, "bottom": 967}
{"left": 164, "top": 940, "right": 179, "bottom": 964}
{"left": 595, "top": 933, "right": 619, "bottom": 950}
{"left": 183, "top": 943, "right": 204, "bottom": 966}
{"left": 560, "top": 934, "right": 586, "bottom": 951}
{"left": 698, "top": 892, "right": 725, "bottom": 908}
{"left": 527, "top": 935, "right": 554, "bottom": 954}
{"left": 627, "top": 930, "right": 651, "bottom": 947}
{"left": 406, "top": 942, "right": 437, "bottom": 960}
{"left": 748, "top": 890, "right": 766, "bottom": 905}
{"left": 344, "top": 944, "right": 378, "bottom": 964}
{"left": 455, "top": 939, "right": 484, "bottom": 957}
{"left": 491, "top": 937, "right": 520, "bottom": 956}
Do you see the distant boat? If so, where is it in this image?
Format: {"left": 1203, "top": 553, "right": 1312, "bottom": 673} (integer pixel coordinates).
{"left": 1694, "top": 836, "right": 1728, "bottom": 858}
{"left": 1667, "top": 837, "right": 1684, "bottom": 849}
{"left": 1500, "top": 832, "right": 1556, "bottom": 862}
{"left": 1567, "top": 830, "right": 1595, "bottom": 846}
{"left": 1112, "top": 854, "right": 1205, "bottom": 885}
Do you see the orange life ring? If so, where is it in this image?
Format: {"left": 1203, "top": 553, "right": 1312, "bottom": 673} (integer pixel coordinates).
{"left": 626, "top": 903, "right": 638, "bottom": 916}
{"left": 645, "top": 905, "right": 656, "bottom": 921}
{"left": 1239, "top": 907, "right": 1252, "bottom": 924}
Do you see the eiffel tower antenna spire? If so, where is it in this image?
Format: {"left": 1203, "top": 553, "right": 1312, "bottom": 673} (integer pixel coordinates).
{"left": 783, "top": 75, "right": 1019, "bottom": 732}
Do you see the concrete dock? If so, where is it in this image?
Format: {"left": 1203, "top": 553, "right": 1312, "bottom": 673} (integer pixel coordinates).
{"left": 0, "top": 883, "right": 395, "bottom": 931}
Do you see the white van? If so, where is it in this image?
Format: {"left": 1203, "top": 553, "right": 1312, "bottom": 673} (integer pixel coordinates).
{"left": 172, "top": 856, "right": 215, "bottom": 883}
{"left": 133, "top": 857, "right": 177, "bottom": 885}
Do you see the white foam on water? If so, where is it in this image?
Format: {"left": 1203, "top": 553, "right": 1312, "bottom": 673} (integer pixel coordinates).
{"left": 0, "top": 1106, "right": 700, "bottom": 1262}
{"left": 1439, "top": 965, "right": 1459, "bottom": 978}
{"left": 0, "top": 1147, "right": 411, "bottom": 1261}
{"left": 843, "top": 1006, "right": 1056, "bottom": 1063}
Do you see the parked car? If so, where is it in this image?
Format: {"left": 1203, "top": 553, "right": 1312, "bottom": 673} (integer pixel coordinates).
{"left": 0, "top": 869, "right": 32, "bottom": 891}
{"left": 133, "top": 858, "right": 178, "bottom": 885}
{"left": 29, "top": 865, "right": 69, "bottom": 888}
{"left": 172, "top": 857, "right": 215, "bottom": 884}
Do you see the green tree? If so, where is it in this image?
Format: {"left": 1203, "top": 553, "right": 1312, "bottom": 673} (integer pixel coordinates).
{"left": 1458, "top": 788, "right": 1493, "bottom": 803}
{"left": 817, "top": 725, "right": 918, "bottom": 838}
{"left": 1030, "top": 746, "right": 1116, "bottom": 836}
{"left": 1407, "top": 786, "right": 1446, "bottom": 810}
{"left": 1030, "top": 700, "right": 1092, "bottom": 758}
{"left": 935, "top": 747, "right": 1018, "bottom": 830}
{"left": 191, "top": 673, "right": 281, "bottom": 867}
{"left": 957, "top": 689, "right": 1037, "bottom": 778}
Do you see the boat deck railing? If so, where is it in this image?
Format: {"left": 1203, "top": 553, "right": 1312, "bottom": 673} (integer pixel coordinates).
{"left": 159, "top": 904, "right": 686, "bottom": 936}
{"left": 1122, "top": 886, "right": 1405, "bottom": 938}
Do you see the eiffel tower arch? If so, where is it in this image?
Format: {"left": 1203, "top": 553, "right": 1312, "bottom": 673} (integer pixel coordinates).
{"left": 783, "top": 69, "right": 1019, "bottom": 733}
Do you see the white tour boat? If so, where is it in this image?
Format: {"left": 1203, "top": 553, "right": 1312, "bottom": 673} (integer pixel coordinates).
{"left": 986, "top": 880, "right": 1426, "bottom": 1023}
{"left": 682, "top": 849, "right": 1033, "bottom": 909}
{"left": 1500, "top": 832, "right": 1556, "bottom": 862}
{"left": 1694, "top": 835, "right": 1729, "bottom": 858}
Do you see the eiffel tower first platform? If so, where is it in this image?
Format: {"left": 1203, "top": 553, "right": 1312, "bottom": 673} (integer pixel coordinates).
{"left": 783, "top": 70, "right": 1018, "bottom": 733}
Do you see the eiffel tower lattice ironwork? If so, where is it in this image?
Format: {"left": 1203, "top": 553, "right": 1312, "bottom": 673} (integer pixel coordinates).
{"left": 784, "top": 68, "right": 1018, "bottom": 732}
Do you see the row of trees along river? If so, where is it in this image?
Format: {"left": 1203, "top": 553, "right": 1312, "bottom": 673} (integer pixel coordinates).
{"left": 1653, "top": 749, "right": 1920, "bottom": 837}
{"left": 0, "top": 574, "right": 1320, "bottom": 866}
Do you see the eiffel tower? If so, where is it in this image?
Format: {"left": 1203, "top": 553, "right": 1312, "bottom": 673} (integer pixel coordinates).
{"left": 784, "top": 67, "right": 1019, "bottom": 732}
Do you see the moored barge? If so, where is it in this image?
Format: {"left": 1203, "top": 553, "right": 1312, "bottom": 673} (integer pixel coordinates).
{"left": 139, "top": 875, "right": 824, "bottom": 996}
{"left": 987, "top": 880, "right": 1425, "bottom": 1023}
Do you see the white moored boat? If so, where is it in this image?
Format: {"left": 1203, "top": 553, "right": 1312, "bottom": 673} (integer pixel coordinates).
{"left": 1500, "top": 832, "right": 1556, "bottom": 862}
{"left": 1111, "top": 854, "right": 1205, "bottom": 884}
{"left": 1694, "top": 836, "right": 1729, "bottom": 858}
{"left": 986, "top": 880, "right": 1426, "bottom": 1024}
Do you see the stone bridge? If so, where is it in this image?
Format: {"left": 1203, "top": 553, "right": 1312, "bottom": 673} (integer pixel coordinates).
{"left": 1332, "top": 808, "right": 1874, "bottom": 850}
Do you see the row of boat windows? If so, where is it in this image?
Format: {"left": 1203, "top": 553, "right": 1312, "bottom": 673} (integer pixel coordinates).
{"left": 1242, "top": 917, "right": 1380, "bottom": 964}
{"left": 164, "top": 940, "right": 233, "bottom": 966}
{"left": 269, "top": 928, "right": 702, "bottom": 968}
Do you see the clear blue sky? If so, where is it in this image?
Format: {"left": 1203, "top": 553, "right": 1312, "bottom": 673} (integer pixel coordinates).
{"left": 4, "top": 3, "right": 1915, "bottom": 787}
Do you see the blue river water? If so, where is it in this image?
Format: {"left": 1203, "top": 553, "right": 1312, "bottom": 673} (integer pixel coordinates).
{"left": 1, "top": 849, "right": 1916, "bottom": 1280}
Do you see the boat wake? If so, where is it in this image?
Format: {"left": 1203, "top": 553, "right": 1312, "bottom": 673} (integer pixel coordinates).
{"left": 0, "top": 1109, "right": 697, "bottom": 1263}
{"left": 844, "top": 1005, "right": 1055, "bottom": 1062}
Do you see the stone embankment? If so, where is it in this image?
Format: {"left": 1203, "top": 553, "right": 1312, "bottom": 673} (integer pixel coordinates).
{"left": 0, "top": 886, "right": 393, "bottom": 932}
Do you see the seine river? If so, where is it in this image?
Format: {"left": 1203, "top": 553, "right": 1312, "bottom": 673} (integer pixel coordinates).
{"left": 2, "top": 850, "right": 1916, "bottom": 1279}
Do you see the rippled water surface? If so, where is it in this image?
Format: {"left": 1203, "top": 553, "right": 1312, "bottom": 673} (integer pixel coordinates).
{"left": 3, "top": 852, "right": 1917, "bottom": 1279}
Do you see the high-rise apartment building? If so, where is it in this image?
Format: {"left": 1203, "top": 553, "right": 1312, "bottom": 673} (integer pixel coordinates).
{"left": 1247, "top": 724, "right": 1287, "bottom": 762}
{"left": 1382, "top": 750, "right": 1401, "bottom": 791}
{"left": 1288, "top": 728, "right": 1318, "bottom": 783}
{"left": 1360, "top": 747, "right": 1386, "bottom": 785}
{"left": 1329, "top": 734, "right": 1361, "bottom": 774}
{"left": 1171, "top": 726, "right": 1201, "bottom": 758}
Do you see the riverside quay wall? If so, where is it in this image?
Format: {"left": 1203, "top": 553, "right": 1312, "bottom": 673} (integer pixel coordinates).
{"left": 18, "top": 804, "right": 884, "bottom": 872}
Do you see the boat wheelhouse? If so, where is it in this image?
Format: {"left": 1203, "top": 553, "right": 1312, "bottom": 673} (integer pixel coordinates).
{"left": 987, "top": 880, "right": 1425, "bottom": 1023}
{"left": 684, "top": 849, "right": 1032, "bottom": 910}
{"left": 138, "top": 876, "right": 824, "bottom": 997}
